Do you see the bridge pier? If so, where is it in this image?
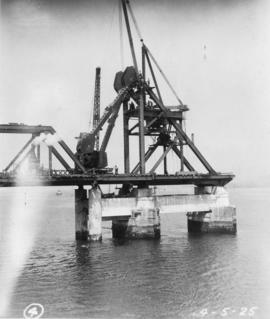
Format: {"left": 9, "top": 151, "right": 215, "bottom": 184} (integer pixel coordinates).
{"left": 88, "top": 186, "right": 102, "bottom": 241}
{"left": 75, "top": 186, "right": 102, "bottom": 241}
{"left": 187, "top": 186, "right": 237, "bottom": 234}
{"left": 112, "top": 188, "right": 160, "bottom": 239}
{"left": 75, "top": 187, "right": 89, "bottom": 240}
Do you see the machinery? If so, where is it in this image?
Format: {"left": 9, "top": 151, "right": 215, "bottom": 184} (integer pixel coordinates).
{"left": 75, "top": 0, "right": 217, "bottom": 186}
{"left": 76, "top": 66, "right": 138, "bottom": 172}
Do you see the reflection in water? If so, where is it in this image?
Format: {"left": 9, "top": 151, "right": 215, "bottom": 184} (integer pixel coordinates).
{"left": 0, "top": 188, "right": 270, "bottom": 318}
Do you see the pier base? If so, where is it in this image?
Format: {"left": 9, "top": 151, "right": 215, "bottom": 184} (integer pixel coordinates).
{"left": 75, "top": 186, "right": 102, "bottom": 241}
{"left": 88, "top": 186, "right": 102, "bottom": 241}
{"left": 112, "top": 188, "right": 160, "bottom": 239}
{"left": 187, "top": 187, "right": 237, "bottom": 234}
{"left": 75, "top": 188, "right": 89, "bottom": 240}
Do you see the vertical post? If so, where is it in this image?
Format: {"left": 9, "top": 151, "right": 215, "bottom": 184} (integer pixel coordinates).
{"left": 139, "top": 89, "right": 145, "bottom": 174}
{"left": 88, "top": 186, "right": 102, "bottom": 241}
{"left": 180, "top": 120, "right": 184, "bottom": 171}
{"left": 75, "top": 187, "right": 89, "bottom": 240}
{"left": 142, "top": 45, "right": 146, "bottom": 81}
{"left": 123, "top": 101, "right": 130, "bottom": 173}
{"left": 163, "top": 145, "right": 168, "bottom": 174}
{"left": 121, "top": 0, "right": 138, "bottom": 74}
{"left": 180, "top": 144, "right": 184, "bottom": 171}
{"left": 48, "top": 146, "right": 52, "bottom": 175}
{"left": 140, "top": 45, "right": 146, "bottom": 174}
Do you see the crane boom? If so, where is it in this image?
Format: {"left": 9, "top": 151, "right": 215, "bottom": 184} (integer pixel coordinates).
{"left": 92, "top": 67, "right": 101, "bottom": 150}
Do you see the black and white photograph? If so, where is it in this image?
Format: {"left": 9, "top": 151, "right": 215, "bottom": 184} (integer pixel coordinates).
{"left": 0, "top": 0, "right": 269, "bottom": 318}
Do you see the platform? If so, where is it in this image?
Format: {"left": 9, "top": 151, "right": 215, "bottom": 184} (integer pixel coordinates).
{"left": 0, "top": 171, "right": 234, "bottom": 187}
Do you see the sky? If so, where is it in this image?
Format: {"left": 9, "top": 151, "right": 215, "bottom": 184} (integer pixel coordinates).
{"left": 1, "top": 0, "right": 270, "bottom": 186}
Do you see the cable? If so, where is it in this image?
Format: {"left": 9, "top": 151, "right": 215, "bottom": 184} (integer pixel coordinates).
{"left": 144, "top": 44, "right": 184, "bottom": 106}
{"left": 126, "top": 0, "right": 143, "bottom": 41}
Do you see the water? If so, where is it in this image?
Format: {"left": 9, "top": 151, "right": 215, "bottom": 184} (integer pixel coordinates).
{"left": 0, "top": 187, "right": 270, "bottom": 318}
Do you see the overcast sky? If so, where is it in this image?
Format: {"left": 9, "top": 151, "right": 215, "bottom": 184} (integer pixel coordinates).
{"left": 1, "top": 0, "right": 270, "bottom": 186}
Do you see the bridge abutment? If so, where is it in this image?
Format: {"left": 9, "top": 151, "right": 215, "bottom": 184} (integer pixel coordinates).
{"left": 112, "top": 188, "right": 160, "bottom": 239}
{"left": 75, "top": 186, "right": 102, "bottom": 241}
{"left": 187, "top": 186, "right": 237, "bottom": 234}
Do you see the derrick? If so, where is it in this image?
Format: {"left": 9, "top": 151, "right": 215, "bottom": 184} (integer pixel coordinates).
{"left": 73, "top": 0, "right": 232, "bottom": 194}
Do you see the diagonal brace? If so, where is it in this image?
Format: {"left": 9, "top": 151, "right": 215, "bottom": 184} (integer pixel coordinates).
{"left": 58, "top": 140, "right": 86, "bottom": 173}
{"left": 172, "top": 145, "right": 195, "bottom": 172}
{"left": 100, "top": 102, "right": 122, "bottom": 152}
{"left": 4, "top": 135, "right": 36, "bottom": 172}
{"left": 51, "top": 146, "right": 72, "bottom": 171}
{"left": 145, "top": 85, "right": 216, "bottom": 174}
{"left": 149, "top": 143, "right": 173, "bottom": 174}
{"left": 131, "top": 142, "right": 158, "bottom": 174}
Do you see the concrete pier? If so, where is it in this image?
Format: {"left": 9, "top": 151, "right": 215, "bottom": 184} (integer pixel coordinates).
{"left": 88, "top": 186, "right": 102, "bottom": 241}
{"left": 187, "top": 187, "right": 237, "bottom": 234}
{"left": 75, "top": 186, "right": 102, "bottom": 241}
{"left": 112, "top": 188, "right": 160, "bottom": 239}
{"left": 75, "top": 187, "right": 89, "bottom": 240}
{"left": 76, "top": 185, "right": 236, "bottom": 240}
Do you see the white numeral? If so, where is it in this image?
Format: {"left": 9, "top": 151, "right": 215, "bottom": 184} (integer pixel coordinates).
{"left": 221, "top": 307, "right": 231, "bottom": 317}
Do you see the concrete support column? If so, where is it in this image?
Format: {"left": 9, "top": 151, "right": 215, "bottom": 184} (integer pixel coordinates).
{"left": 75, "top": 187, "right": 89, "bottom": 240}
{"left": 88, "top": 186, "right": 102, "bottom": 241}
{"left": 187, "top": 186, "right": 237, "bottom": 234}
{"left": 112, "top": 188, "right": 160, "bottom": 239}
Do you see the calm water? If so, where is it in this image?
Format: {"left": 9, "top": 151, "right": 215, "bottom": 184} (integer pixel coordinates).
{"left": 0, "top": 187, "right": 270, "bottom": 318}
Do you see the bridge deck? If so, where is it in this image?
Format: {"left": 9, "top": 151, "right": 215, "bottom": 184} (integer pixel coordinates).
{"left": 0, "top": 171, "right": 234, "bottom": 187}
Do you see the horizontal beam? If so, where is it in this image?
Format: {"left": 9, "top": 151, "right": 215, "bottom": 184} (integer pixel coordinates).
{"left": 0, "top": 124, "right": 55, "bottom": 134}
{"left": 0, "top": 172, "right": 234, "bottom": 187}
{"left": 125, "top": 109, "right": 185, "bottom": 120}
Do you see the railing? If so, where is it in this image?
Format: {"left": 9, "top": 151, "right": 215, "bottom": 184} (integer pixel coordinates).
{"left": 0, "top": 168, "right": 115, "bottom": 179}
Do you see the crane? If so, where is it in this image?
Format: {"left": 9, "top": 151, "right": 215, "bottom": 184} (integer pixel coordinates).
{"left": 92, "top": 67, "right": 101, "bottom": 151}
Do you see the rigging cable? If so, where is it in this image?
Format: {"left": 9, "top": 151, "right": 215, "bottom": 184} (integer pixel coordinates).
{"left": 144, "top": 44, "right": 184, "bottom": 106}
{"left": 125, "top": 0, "right": 187, "bottom": 136}
{"left": 126, "top": 0, "right": 184, "bottom": 109}
{"left": 126, "top": 0, "right": 143, "bottom": 41}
